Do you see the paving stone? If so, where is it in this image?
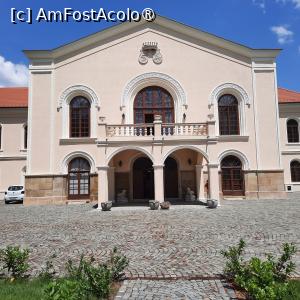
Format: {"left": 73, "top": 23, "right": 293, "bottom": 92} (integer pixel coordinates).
{"left": 0, "top": 194, "right": 300, "bottom": 298}
{"left": 115, "top": 280, "right": 233, "bottom": 300}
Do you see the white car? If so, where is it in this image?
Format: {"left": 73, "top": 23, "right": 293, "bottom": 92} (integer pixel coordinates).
{"left": 4, "top": 185, "right": 24, "bottom": 204}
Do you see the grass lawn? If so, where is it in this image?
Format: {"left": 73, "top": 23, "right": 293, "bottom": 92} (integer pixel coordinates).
{"left": 0, "top": 278, "right": 50, "bottom": 300}
{"left": 0, "top": 278, "right": 120, "bottom": 300}
{"left": 286, "top": 280, "right": 300, "bottom": 300}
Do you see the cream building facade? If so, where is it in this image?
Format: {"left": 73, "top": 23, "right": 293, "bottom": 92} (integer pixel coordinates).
{"left": 1, "top": 16, "right": 299, "bottom": 205}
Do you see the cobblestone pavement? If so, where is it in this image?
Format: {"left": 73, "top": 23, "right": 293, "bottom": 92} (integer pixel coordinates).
{"left": 0, "top": 195, "right": 300, "bottom": 298}
{"left": 115, "top": 279, "right": 236, "bottom": 300}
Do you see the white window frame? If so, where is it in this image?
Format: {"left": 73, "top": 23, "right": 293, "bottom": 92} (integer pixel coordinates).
{"left": 121, "top": 72, "right": 187, "bottom": 124}
{"left": 210, "top": 83, "right": 250, "bottom": 136}
{"left": 58, "top": 85, "right": 100, "bottom": 139}
{"left": 290, "top": 159, "right": 300, "bottom": 183}
{"left": 286, "top": 117, "right": 300, "bottom": 144}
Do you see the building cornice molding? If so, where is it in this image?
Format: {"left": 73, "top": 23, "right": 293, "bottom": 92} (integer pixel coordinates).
{"left": 23, "top": 16, "right": 281, "bottom": 62}
{"left": 0, "top": 156, "right": 27, "bottom": 161}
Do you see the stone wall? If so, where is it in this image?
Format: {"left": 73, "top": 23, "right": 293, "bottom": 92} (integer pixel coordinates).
{"left": 218, "top": 170, "right": 287, "bottom": 200}
{"left": 244, "top": 170, "right": 287, "bottom": 200}
{"left": 24, "top": 174, "right": 98, "bottom": 205}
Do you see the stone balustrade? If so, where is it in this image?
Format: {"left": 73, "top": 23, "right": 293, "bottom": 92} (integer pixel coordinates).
{"left": 105, "top": 122, "right": 208, "bottom": 138}
{"left": 161, "top": 123, "right": 208, "bottom": 136}
{"left": 106, "top": 124, "right": 154, "bottom": 137}
{"left": 98, "top": 115, "right": 214, "bottom": 140}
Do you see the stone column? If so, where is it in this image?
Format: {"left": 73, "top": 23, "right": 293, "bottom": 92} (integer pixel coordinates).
{"left": 153, "top": 164, "right": 164, "bottom": 202}
{"left": 108, "top": 167, "right": 115, "bottom": 202}
{"left": 195, "top": 165, "right": 205, "bottom": 201}
{"left": 97, "top": 166, "right": 109, "bottom": 208}
{"left": 207, "top": 163, "right": 220, "bottom": 204}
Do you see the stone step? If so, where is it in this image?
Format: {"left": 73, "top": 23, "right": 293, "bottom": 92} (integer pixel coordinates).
{"left": 66, "top": 200, "right": 90, "bottom": 205}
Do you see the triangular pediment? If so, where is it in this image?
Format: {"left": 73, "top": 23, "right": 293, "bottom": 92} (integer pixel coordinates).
{"left": 24, "top": 15, "right": 280, "bottom": 61}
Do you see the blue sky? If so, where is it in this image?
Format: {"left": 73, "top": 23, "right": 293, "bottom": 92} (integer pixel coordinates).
{"left": 0, "top": 0, "right": 299, "bottom": 90}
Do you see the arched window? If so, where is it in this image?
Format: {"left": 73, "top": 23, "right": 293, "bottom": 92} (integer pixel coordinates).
{"left": 291, "top": 161, "right": 300, "bottom": 182}
{"left": 134, "top": 86, "right": 174, "bottom": 124}
{"left": 287, "top": 119, "right": 299, "bottom": 143}
{"left": 24, "top": 124, "right": 28, "bottom": 149}
{"left": 70, "top": 96, "right": 90, "bottom": 138}
{"left": 221, "top": 155, "right": 244, "bottom": 196}
{"left": 218, "top": 94, "right": 240, "bottom": 135}
{"left": 68, "top": 157, "right": 90, "bottom": 199}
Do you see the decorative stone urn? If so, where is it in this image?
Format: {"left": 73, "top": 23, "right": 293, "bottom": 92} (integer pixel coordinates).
{"left": 149, "top": 200, "right": 160, "bottom": 210}
{"left": 101, "top": 201, "right": 112, "bottom": 211}
{"left": 160, "top": 201, "right": 171, "bottom": 210}
{"left": 207, "top": 199, "right": 218, "bottom": 209}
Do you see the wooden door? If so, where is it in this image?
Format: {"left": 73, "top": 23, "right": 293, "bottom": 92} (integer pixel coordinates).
{"left": 221, "top": 156, "right": 244, "bottom": 196}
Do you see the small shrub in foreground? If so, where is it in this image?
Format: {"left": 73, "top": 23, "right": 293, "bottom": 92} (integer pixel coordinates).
{"left": 43, "top": 247, "right": 128, "bottom": 299}
{"left": 109, "top": 246, "right": 129, "bottom": 281}
{"left": 0, "top": 246, "right": 29, "bottom": 279}
{"left": 221, "top": 240, "right": 297, "bottom": 300}
{"left": 43, "top": 279, "right": 85, "bottom": 300}
{"left": 38, "top": 254, "right": 57, "bottom": 280}
{"left": 66, "top": 255, "right": 111, "bottom": 298}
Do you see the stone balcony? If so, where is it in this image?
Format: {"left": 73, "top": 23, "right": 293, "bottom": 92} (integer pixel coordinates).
{"left": 97, "top": 115, "right": 216, "bottom": 143}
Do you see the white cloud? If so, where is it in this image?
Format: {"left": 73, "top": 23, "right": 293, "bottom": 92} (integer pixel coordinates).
{"left": 252, "top": 0, "right": 266, "bottom": 12}
{"left": 276, "top": 0, "right": 300, "bottom": 9}
{"left": 270, "top": 25, "right": 294, "bottom": 44}
{"left": 0, "top": 55, "right": 28, "bottom": 87}
{"left": 292, "top": 0, "right": 300, "bottom": 8}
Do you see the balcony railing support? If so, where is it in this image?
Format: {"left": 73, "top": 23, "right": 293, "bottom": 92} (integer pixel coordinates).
{"left": 98, "top": 117, "right": 107, "bottom": 141}
{"left": 207, "top": 118, "right": 216, "bottom": 138}
{"left": 153, "top": 115, "right": 162, "bottom": 139}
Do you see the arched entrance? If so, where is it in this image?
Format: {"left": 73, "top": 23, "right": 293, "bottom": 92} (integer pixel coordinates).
{"left": 134, "top": 86, "right": 174, "bottom": 124}
{"left": 163, "top": 148, "right": 208, "bottom": 202}
{"left": 68, "top": 157, "right": 90, "bottom": 199}
{"left": 164, "top": 157, "right": 179, "bottom": 199}
{"left": 132, "top": 157, "right": 154, "bottom": 201}
{"left": 221, "top": 155, "right": 244, "bottom": 196}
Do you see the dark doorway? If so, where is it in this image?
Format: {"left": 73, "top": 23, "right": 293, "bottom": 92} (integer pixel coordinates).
{"left": 145, "top": 114, "right": 154, "bottom": 124}
{"left": 133, "top": 157, "right": 154, "bottom": 201}
{"left": 145, "top": 114, "right": 154, "bottom": 135}
{"left": 164, "top": 157, "right": 179, "bottom": 199}
{"left": 221, "top": 155, "right": 245, "bottom": 196}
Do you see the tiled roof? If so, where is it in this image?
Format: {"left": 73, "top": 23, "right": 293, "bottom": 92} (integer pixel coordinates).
{"left": 0, "top": 87, "right": 28, "bottom": 108}
{"left": 0, "top": 87, "right": 299, "bottom": 108}
{"left": 278, "top": 87, "right": 300, "bottom": 104}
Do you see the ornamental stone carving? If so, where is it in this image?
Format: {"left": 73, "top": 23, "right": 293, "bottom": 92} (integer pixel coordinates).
{"left": 210, "top": 83, "right": 250, "bottom": 106}
{"left": 138, "top": 42, "right": 163, "bottom": 65}
{"left": 58, "top": 85, "right": 99, "bottom": 110}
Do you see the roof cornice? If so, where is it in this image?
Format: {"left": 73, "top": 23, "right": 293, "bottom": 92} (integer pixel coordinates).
{"left": 23, "top": 15, "right": 281, "bottom": 61}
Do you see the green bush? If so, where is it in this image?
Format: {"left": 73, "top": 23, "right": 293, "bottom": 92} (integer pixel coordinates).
{"left": 43, "top": 279, "right": 85, "bottom": 300}
{"left": 221, "top": 240, "right": 297, "bottom": 300}
{"left": 109, "top": 247, "right": 129, "bottom": 281}
{"left": 43, "top": 248, "right": 128, "bottom": 300}
{"left": 0, "top": 246, "right": 29, "bottom": 279}
{"left": 38, "top": 254, "right": 57, "bottom": 280}
{"left": 220, "top": 239, "right": 246, "bottom": 280}
{"left": 66, "top": 255, "right": 111, "bottom": 298}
